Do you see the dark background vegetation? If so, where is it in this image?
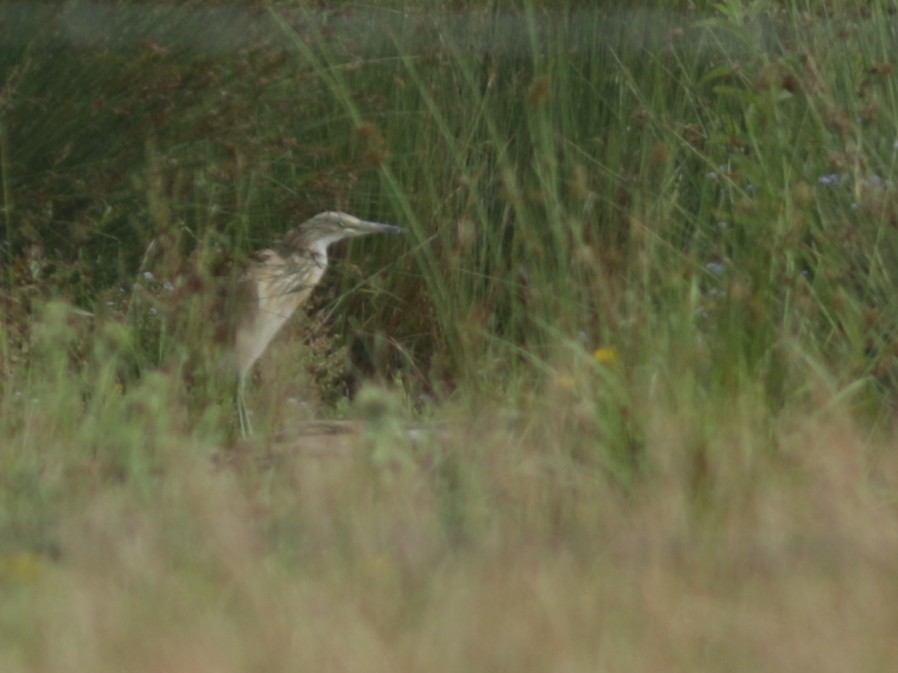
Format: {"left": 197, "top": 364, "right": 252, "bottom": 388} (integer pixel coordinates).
{"left": 4, "top": 0, "right": 898, "bottom": 415}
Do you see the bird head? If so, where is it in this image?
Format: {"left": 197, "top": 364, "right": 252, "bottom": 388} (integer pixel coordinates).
{"left": 285, "top": 211, "right": 404, "bottom": 256}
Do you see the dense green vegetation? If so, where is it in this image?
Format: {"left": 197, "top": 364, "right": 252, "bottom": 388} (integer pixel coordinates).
{"left": 3, "top": 1, "right": 898, "bottom": 670}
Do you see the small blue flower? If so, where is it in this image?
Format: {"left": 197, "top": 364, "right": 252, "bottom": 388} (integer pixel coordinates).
{"left": 706, "top": 261, "right": 727, "bottom": 276}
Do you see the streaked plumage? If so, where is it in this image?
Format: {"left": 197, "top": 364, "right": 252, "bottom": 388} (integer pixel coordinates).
{"left": 231, "top": 211, "right": 402, "bottom": 435}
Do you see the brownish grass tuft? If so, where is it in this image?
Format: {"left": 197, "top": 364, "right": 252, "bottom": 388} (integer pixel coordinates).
{"left": 4, "top": 396, "right": 897, "bottom": 673}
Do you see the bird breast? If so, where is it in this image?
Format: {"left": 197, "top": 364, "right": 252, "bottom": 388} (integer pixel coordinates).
{"left": 233, "top": 251, "right": 327, "bottom": 381}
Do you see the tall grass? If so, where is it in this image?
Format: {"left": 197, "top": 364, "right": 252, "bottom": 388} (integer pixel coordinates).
{"left": 2, "top": 1, "right": 898, "bottom": 670}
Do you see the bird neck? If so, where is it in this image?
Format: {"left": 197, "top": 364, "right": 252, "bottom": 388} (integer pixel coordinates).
{"left": 305, "top": 238, "right": 332, "bottom": 265}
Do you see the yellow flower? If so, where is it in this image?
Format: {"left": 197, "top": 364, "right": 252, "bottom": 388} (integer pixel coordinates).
{"left": 592, "top": 347, "right": 618, "bottom": 364}
{"left": 0, "top": 552, "right": 48, "bottom": 583}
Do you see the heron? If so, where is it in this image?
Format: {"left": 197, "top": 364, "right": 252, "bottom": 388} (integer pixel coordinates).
{"left": 229, "top": 211, "right": 403, "bottom": 436}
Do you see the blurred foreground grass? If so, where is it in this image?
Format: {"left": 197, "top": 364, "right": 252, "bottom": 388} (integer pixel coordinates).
{"left": 3, "top": 1, "right": 898, "bottom": 670}
{"left": 3, "top": 336, "right": 898, "bottom": 671}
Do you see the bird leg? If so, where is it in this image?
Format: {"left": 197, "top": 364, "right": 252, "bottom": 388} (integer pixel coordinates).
{"left": 237, "top": 378, "right": 252, "bottom": 438}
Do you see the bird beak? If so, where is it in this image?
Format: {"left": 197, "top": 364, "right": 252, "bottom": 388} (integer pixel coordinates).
{"left": 358, "top": 220, "right": 404, "bottom": 235}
